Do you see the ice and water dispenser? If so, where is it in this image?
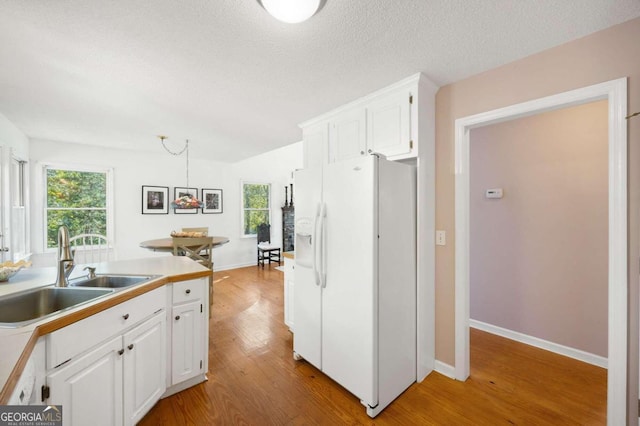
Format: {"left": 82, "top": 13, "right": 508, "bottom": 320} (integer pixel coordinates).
{"left": 295, "top": 217, "right": 314, "bottom": 268}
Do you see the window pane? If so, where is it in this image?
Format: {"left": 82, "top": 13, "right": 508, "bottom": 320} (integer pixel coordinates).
{"left": 243, "top": 210, "right": 269, "bottom": 236}
{"left": 46, "top": 209, "right": 107, "bottom": 248}
{"left": 47, "top": 169, "right": 107, "bottom": 208}
{"left": 243, "top": 184, "right": 270, "bottom": 209}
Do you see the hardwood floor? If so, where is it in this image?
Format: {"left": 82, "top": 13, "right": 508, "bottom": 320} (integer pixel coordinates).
{"left": 139, "top": 266, "right": 607, "bottom": 425}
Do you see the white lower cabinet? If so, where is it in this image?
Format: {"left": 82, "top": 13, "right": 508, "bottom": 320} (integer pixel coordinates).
{"left": 47, "top": 311, "right": 166, "bottom": 426}
{"left": 283, "top": 256, "right": 294, "bottom": 331}
{"left": 123, "top": 312, "right": 166, "bottom": 424}
{"left": 171, "top": 300, "right": 202, "bottom": 384}
{"left": 37, "top": 278, "right": 208, "bottom": 425}
{"left": 48, "top": 336, "right": 124, "bottom": 426}
{"left": 168, "top": 279, "right": 208, "bottom": 389}
{"left": 45, "top": 286, "right": 167, "bottom": 426}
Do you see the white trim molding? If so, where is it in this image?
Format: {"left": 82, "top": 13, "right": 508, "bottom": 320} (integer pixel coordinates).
{"left": 470, "top": 319, "right": 608, "bottom": 369}
{"left": 454, "top": 78, "right": 627, "bottom": 425}
{"left": 434, "top": 360, "right": 456, "bottom": 380}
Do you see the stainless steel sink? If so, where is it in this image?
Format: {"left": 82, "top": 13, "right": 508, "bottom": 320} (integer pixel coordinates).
{"left": 0, "top": 287, "right": 114, "bottom": 327}
{"left": 70, "top": 274, "right": 156, "bottom": 289}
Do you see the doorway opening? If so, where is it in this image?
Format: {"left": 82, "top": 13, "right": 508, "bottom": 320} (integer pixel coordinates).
{"left": 454, "top": 78, "right": 627, "bottom": 424}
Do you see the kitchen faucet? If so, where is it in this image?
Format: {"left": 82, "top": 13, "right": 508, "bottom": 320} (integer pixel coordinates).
{"left": 55, "top": 225, "right": 75, "bottom": 287}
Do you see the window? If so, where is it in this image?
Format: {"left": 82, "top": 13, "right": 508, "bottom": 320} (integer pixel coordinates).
{"left": 10, "top": 158, "right": 28, "bottom": 261}
{"left": 241, "top": 182, "right": 271, "bottom": 237}
{"left": 44, "top": 165, "right": 112, "bottom": 249}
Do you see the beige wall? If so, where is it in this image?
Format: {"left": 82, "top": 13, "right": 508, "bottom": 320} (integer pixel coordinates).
{"left": 434, "top": 17, "right": 639, "bottom": 421}
{"left": 469, "top": 100, "right": 608, "bottom": 357}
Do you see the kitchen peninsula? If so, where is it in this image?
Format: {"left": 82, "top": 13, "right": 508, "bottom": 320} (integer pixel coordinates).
{"left": 0, "top": 256, "right": 211, "bottom": 425}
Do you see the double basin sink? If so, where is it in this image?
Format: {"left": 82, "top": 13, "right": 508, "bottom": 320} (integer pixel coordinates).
{"left": 0, "top": 274, "right": 158, "bottom": 328}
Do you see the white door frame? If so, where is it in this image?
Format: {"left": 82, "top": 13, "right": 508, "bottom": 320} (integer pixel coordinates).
{"left": 454, "top": 78, "right": 627, "bottom": 425}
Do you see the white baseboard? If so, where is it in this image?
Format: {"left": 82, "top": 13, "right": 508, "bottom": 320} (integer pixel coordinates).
{"left": 470, "top": 319, "right": 608, "bottom": 369}
{"left": 215, "top": 261, "right": 286, "bottom": 272}
{"left": 434, "top": 360, "right": 456, "bottom": 379}
{"left": 214, "top": 261, "right": 259, "bottom": 271}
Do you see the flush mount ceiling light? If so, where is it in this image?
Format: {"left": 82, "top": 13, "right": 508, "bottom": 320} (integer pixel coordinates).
{"left": 260, "top": 0, "right": 321, "bottom": 23}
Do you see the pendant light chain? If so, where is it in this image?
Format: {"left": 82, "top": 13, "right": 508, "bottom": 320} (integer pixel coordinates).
{"left": 159, "top": 135, "right": 188, "bottom": 156}
{"left": 186, "top": 139, "right": 190, "bottom": 189}
{"left": 158, "top": 135, "right": 191, "bottom": 188}
{"left": 158, "top": 135, "right": 201, "bottom": 208}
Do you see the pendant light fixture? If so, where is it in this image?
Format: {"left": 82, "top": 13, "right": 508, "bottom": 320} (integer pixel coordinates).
{"left": 158, "top": 135, "right": 203, "bottom": 209}
{"left": 260, "top": 0, "right": 321, "bottom": 24}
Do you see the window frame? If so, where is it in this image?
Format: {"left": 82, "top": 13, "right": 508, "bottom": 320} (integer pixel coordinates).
{"left": 240, "top": 181, "right": 272, "bottom": 238}
{"left": 42, "top": 163, "right": 114, "bottom": 252}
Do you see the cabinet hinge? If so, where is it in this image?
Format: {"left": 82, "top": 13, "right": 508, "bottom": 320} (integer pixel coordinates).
{"left": 410, "top": 140, "right": 414, "bottom": 149}
{"left": 200, "top": 304, "right": 203, "bottom": 313}
{"left": 200, "top": 360, "right": 203, "bottom": 370}
{"left": 409, "top": 95, "right": 413, "bottom": 104}
{"left": 41, "top": 385, "right": 50, "bottom": 402}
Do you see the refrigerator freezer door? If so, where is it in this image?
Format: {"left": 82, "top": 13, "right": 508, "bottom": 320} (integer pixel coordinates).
{"left": 321, "top": 155, "right": 377, "bottom": 406}
{"left": 293, "top": 167, "right": 323, "bottom": 369}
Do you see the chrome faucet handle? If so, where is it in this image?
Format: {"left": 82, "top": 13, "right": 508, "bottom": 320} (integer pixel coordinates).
{"left": 83, "top": 266, "right": 97, "bottom": 279}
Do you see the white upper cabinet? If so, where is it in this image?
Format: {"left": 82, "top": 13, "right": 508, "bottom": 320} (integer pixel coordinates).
{"left": 300, "top": 73, "right": 436, "bottom": 166}
{"left": 366, "top": 88, "right": 412, "bottom": 158}
{"left": 328, "top": 107, "right": 367, "bottom": 163}
{"left": 302, "top": 121, "right": 329, "bottom": 169}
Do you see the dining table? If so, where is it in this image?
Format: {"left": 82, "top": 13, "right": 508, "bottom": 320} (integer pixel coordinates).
{"left": 139, "top": 236, "right": 230, "bottom": 252}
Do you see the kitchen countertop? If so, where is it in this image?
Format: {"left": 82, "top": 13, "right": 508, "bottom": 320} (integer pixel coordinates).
{"left": 0, "top": 256, "right": 211, "bottom": 404}
{"left": 283, "top": 251, "right": 294, "bottom": 259}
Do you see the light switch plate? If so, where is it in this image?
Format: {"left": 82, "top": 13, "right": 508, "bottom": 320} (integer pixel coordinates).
{"left": 436, "top": 230, "right": 446, "bottom": 246}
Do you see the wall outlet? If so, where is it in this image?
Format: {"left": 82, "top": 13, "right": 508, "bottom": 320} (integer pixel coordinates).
{"left": 436, "top": 230, "right": 446, "bottom": 246}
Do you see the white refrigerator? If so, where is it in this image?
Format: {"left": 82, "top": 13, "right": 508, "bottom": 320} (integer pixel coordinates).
{"left": 293, "top": 154, "right": 416, "bottom": 418}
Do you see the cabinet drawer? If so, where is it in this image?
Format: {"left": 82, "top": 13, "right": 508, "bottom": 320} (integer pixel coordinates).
{"left": 47, "top": 287, "right": 166, "bottom": 369}
{"left": 172, "top": 279, "right": 205, "bottom": 305}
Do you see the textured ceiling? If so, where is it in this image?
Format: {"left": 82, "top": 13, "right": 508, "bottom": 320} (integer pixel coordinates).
{"left": 1, "top": 0, "right": 639, "bottom": 162}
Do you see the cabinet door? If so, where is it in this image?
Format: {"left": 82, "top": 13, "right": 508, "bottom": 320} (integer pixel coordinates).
{"left": 171, "top": 300, "right": 204, "bottom": 384}
{"left": 329, "top": 108, "right": 367, "bottom": 163}
{"left": 283, "top": 257, "right": 295, "bottom": 330}
{"left": 48, "top": 336, "right": 123, "bottom": 426}
{"left": 123, "top": 312, "right": 166, "bottom": 425}
{"left": 366, "top": 89, "right": 413, "bottom": 158}
{"left": 303, "top": 122, "right": 329, "bottom": 169}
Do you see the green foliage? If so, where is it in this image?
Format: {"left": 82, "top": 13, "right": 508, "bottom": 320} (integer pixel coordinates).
{"left": 244, "top": 210, "right": 269, "bottom": 236}
{"left": 243, "top": 183, "right": 270, "bottom": 235}
{"left": 243, "top": 183, "right": 269, "bottom": 209}
{"left": 46, "top": 169, "right": 107, "bottom": 248}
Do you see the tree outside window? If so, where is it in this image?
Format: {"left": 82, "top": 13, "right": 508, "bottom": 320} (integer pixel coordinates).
{"left": 242, "top": 182, "right": 270, "bottom": 237}
{"left": 45, "top": 167, "right": 110, "bottom": 248}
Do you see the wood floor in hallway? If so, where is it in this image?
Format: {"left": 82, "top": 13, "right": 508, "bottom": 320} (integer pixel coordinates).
{"left": 139, "top": 265, "right": 607, "bottom": 425}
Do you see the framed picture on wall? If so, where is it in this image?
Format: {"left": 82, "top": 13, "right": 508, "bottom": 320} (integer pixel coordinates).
{"left": 142, "top": 185, "right": 169, "bottom": 214}
{"left": 173, "top": 187, "right": 199, "bottom": 214}
{"left": 202, "top": 188, "right": 223, "bottom": 214}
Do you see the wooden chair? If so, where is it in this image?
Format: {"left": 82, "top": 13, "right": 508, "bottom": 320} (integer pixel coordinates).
{"left": 69, "top": 233, "right": 110, "bottom": 264}
{"left": 172, "top": 236, "right": 213, "bottom": 269}
{"left": 257, "top": 223, "right": 281, "bottom": 268}
{"left": 173, "top": 236, "right": 214, "bottom": 318}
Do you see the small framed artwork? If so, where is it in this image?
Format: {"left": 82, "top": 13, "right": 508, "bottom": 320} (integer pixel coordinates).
{"left": 202, "top": 188, "right": 223, "bottom": 214}
{"left": 142, "top": 185, "right": 169, "bottom": 214}
{"left": 174, "top": 187, "right": 199, "bottom": 214}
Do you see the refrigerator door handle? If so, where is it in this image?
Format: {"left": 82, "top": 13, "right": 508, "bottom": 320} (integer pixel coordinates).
{"left": 312, "top": 203, "right": 321, "bottom": 286}
{"left": 319, "top": 202, "right": 327, "bottom": 288}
